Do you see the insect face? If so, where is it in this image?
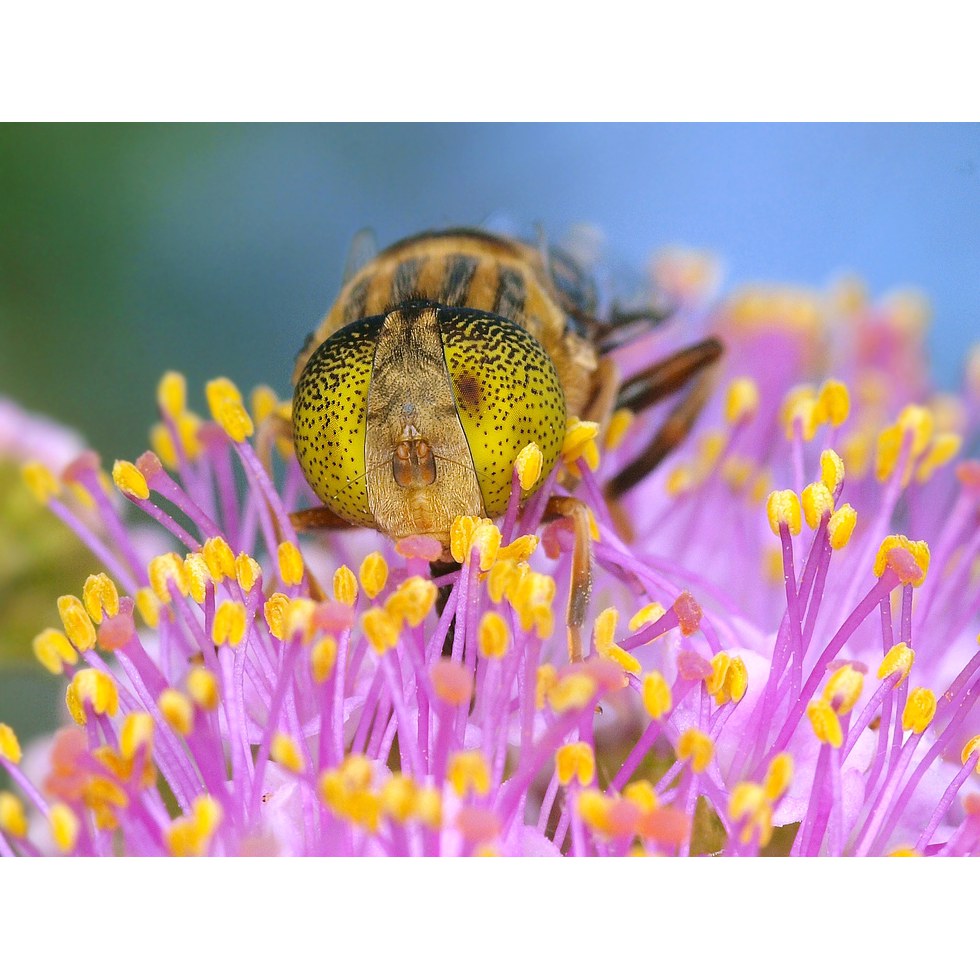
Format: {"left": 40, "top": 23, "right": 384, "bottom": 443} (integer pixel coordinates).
{"left": 292, "top": 300, "right": 566, "bottom": 545}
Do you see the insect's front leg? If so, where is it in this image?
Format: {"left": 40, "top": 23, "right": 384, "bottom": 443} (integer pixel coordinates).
{"left": 543, "top": 495, "right": 594, "bottom": 663}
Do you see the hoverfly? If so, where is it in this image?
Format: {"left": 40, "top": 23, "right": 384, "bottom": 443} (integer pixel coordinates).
{"left": 289, "top": 228, "right": 722, "bottom": 658}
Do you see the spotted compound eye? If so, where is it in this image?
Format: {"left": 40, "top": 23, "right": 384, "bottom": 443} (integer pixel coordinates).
{"left": 292, "top": 316, "right": 381, "bottom": 526}
{"left": 439, "top": 310, "right": 566, "bottom": 517}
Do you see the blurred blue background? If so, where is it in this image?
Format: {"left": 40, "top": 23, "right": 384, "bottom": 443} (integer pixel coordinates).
{"left": 1, "top": 123, "right": 978, "bottom": 460}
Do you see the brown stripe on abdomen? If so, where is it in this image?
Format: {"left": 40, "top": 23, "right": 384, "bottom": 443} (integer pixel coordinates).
{"left": 388, "top": 257, "right": 423, "bottom": 307}
{"left": 439, "top": 253, "right": 479, "bottom": 307}
{"left": 494, "top": 265, "right": 527, "bottom": 323}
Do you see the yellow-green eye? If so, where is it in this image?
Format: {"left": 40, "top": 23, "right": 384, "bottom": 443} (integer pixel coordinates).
{"left": 292, "top": 317, "right": 381, "bottom": 526}
{"left": 440, "top": 310, "right": 566, "bottom": 517}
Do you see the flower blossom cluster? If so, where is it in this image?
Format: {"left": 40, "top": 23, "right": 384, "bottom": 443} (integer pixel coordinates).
{"left": 1, "top": 257, "right": 979, "bottom": 857}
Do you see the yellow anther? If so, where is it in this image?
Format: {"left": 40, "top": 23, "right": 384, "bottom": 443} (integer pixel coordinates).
{"left": 450, "top": 517, "right": 501, "bottom": 569}
{"left": 478, "top": 610, "right": 509, "bottom": 659}
{"left": 429, "top": 660, "right": 474, "bottom": 706}
{"left": 593, "top": 607, "right": 619, "bottom": 656}
{"left": 706, "top": 652, "right": 732, "bottom": 699}
{"left": 827, "top": 504, "right": 858, "bottom": 550}
{"left": 548, "top": 674, "right": 597, "bottom": 713}
{"left": 277, "top": 541, "right": 305, "bottom": 587}
{"left": 782, "top": 386, "right": 820, "bottom": 441}
{"left": 0, "top": 724, "right": 22, "bottom": 764}
{"left": 284, "top": 599, "right": 316, "bottom": 643}
{"left": 205, "top": 377, "right": 254, "bottom": 442}
{"left": 413, "top": 786, "right": 443, "bottom": 829}
{"left": 622, "top": 780, "right": 659, "bottom": 814}
{"left": 916, "top": 433, "right": 962, "bottom": 483}
{"left": 149, "top": 423, "right": 177, "bottom": 468}
{"left": 187, "top": 667, "right": 220, "bottom": 712}
{"left": 817, "top": 378, "right": 850, "bottom": 427}
{"left": 310, "top": 636, "right": 338, "bottom": 683}
{"left": 577, "top": 790, "right": 613, "bottom": 836}
{"left": 641, "top": 671, "right": 672, "bottom": 719}
{"left": 873, "top": 535, "right": 930, "bottom": 586}
{"left": 725, "top": 377, "right": 760, "bottom": 426}
{"left": 448, "top": 751, "right": 491, "bottom": 797}
{"left": 235, "top": 552, "right": 262, "bottom": 594}
{"left": 0, "top": 792, "right": 28, "bottom": 838}
{"left": 839, "top": 429, "right": 872, "bottom": 481}
{"left": 763, "top": 753, "right": 793, "bottom": 801}
{"left": 902, "top": 687, "right": 937, "bottom": 734}
{"left": 889, "top": 846, "right": 921, "bottom": 857}
{"left": 148, "top": 553, "right": 189, "bottom": 603}
{"left": 271, "top": 732, "right": 304, "bottom": 773}
{"left": 561, "top": 416, "right": 601, "bottom": 467}
{"left": 820, "top": 449, "right": 845, "bottom": 495}
{"left": 875, "top": 424, "right": 904, "bottom": 483}
{"left": 961, "top": 736, "right": 980, "bottom": 771}
{"left": 897, "top": 405, "right": 934, "bottom": 456}
{"left": 158, "top": 689, "right": 193, "bottom": 736}
{"left": 824, "top": 665, "right": 864, "bottom": 715}
{"left": 556, "top": 742, "right": 596, "bottom": 786}
{"left": 263, "top": 592, "right": 291, "bottom": 641}
{"left": 250, "top": 383, "right": 280, "bottom": 425}
{"left": 487, "top": 558, "right": 526, "bottom": 604}
{"left": 174, "top": 411, "right": 203, "bottom": 460}
{"left": 766, "top": 489, "right": 802, "bottom": 536}
{"left": 450, "top": 516, "right": 479, "bottom": 564}
{"left": 878, "top": 642, "right": 915, "bottom": 685}
{"left": 380, "top": 774, "right": 417, "bottom": 823}
{"left": 806, "top": 698, "right": 843, "bottom": 747}
{"left": 49, "top": 803, "right": 80, "bottom": 853}
{"left": 628, "top": 602, "right": 666, "bottom": 634}
{"left": 802, "top": 481, "right": 834, "bottom": 530}
{"left": 536, "top": 664, "right": 558, "bottom": 710}
{"left": 514, "top": 442, "right": 544, "bottom": 491}
{"left": 66, "top": 670, "right": 119, "bottom": 725}
{"left": 604, "top": 408, "right": 634, "bottom": 451}
{"left": 119, "top": 712, "right": 154, "bottom": 761}
{"left": 605, "top": 645, "right": 642, "bottom": 674}
{"left": 359, "top": 551, "right": 389, "bottom": 599}
{"left": 57, "top": 594, "right": 96, "bottom": 651}
{"left": 32, "top": 628, "right": 78, "bottom": 675}
{"left": 201, "top": 537, "right": 235, "bottom": 582}
{"left": 677, "top": 729, "right": 713, "bottom": 773}
{"left": 511, "top": 571, "right": 557, "bottom": 639}
{"left": 157, "top": 371, "right": 187, "bottom": 418}
{"left": 362, "top": 607, "right": 400, "bottom": 654}
{"left": 728, "top": 782, "right": 773, "bottom": 846}
{"left": 166, "top": 795, "right": 223, "bottom": 857}
{"left": 707, "top": 652, "right": 747, "bottom": 706}
{"left": 82, "top": 573, "right": 119, "bottom": 625}
{"left": 496, "top": 534, "right": 539, "bottom": 564}
{"left": 666, "top": 464, "right": 695, "bottom": 497}
{"left": 385, "top": 575, "right": 439, "bottom": 627}
{"left": 182, "top": 552, "right": 212, "bottom": 605}
{"left": 333, "top": 565, "right": 358, "bottom": 606}
{"left": 727, "top": 657, "right": 748, "bottom": 703}
{"left": 21, "top": 460, "right": 60, "bottom": 504}
{"left": 696, "top": 430, "right": 727, "bottom": 472}
{"left": 111, "top": 459, "right": 150, "bottom": 500}
{"left": 135, "top": 588, "right": 161, "bottom": 629}
{"left": 212, "top": 600, "right": 247, "bottom": 647}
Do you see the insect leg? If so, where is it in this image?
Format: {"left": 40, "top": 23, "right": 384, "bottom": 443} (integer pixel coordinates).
{"left": 289, "top": 506, "right": 357, "bottom": 533}
{"left": 594, "top": 305, "right": 675, "bottom": 355}
{"left": 543, "top": 495, "right": 594, "bottom": 663}
{"left": 607, "top": 337, "right": 723, "bottom": 500}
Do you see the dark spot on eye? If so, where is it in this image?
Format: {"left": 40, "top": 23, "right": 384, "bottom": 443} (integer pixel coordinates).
{"left": 457, "top": 372, "right": 482, "bottom": 407}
